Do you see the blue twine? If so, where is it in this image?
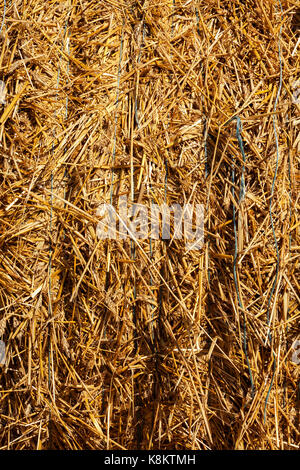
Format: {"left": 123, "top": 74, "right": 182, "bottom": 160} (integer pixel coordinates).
{"left": 171, "top": 0, "right": 175, "bottom": 35}
{"left": 264, "top": 0, "right": 283, "bottom": 423}
{"left": 134, "top": 22, "right": 146, "bottom": 128}
{"left": 287, "top": 150, "right": 292, "bottom": 254}
{"left": 164, "top": 157, "right": 168, "bottom": 203}
{"left": 64, "top": 32, "right": 70, "bottom": 120}
{"left": 0, "top": 0, "right": 6, "bottom": 35}
{"left": 195, "top": 6, "right": 211, "bottom": 285}
{"left": 154, "top": 0, "right": 176, "bottom": 345}
{"left": 283, "top": 140, "right": 292, "bottom": 409}
{"left": 48, "top": 14, "right": 70, "bottom": 396}
{"left": 110, "top": 21, "right": 124, "bottom": 205}
{"left": 225, "top": 116, "right": 246, "bottom": 200}
{"left": 63, "top": 26, "right": 70, "bottom": 192}
{"left": 163, "top": 1, "right": 175, "bottom": 204}
{"left": 231, "top": 157, "right": 255, "bottom": 399}
{"left": 48, "top": 172, "right": 54, "bottom": 391}
{"left": 227, "top": 117, "right": 255, "bottom": 398}
{"left": 149, "top": 187, "right": 154, "bottom": 343}
{"left": 204, "top": 118, "right": 209, "bottom": 179}
{"left": 101, "top": 21, "right": 125, "bottom": 412}
{"left": 204, "top": 119, "right": 210, "bottom": 284}
{"left": 195, "top": 6, "right": 201, "bottom": 37}
{"left": 131, "top": 237, "right": 137, "bottom": 353}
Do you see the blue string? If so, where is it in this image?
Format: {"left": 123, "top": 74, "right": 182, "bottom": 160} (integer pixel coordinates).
{"left": 195, "top": 6, "right": 200, "bottom": 37}
{"left": 48, "top": 171, "right": 54, "bottom": 391}
{"left": 163, "top": 0, "right": 175, "bottom": 204}
{"left": 171, "top": 0, "right": 175, "bottom": 35}
{"left": 227, "top": 117, "right": 255, "bottom": 398}
{"left": 63, "top": 24, "right": 70, "bottom": 195}
{"left": 204, "top": 120, "right": 210, "bottom": 284}
{"left": 225, "top": 116, "right": 246, "bottom": 200}
{"left": 48, "top": 14, "right": 70, "bottom": 398}
{"left": 204, "top": 118, "right": 209, "bottom": 179}
{"left": 232, "top": 164, "right": 255, "bottom": 399}
{"left": 110, "top": 21, "right": 124, "bottom": 205}
{"left": 131, "top": 235, "right": 137, "bottom": 353}
{"left": 134, "top": 22, "right": 146, "bottom": 128}
{"left": 154, "top": 0, "right": 175, "bottom": 345}
{"left": 64, "top": 28, "right": 70, "bottom": 121}
{"left": 130, "top": 17, "right": 154, "bottom": 343}
{"left": 264, "top": 0, "right": 283, "bottom": 423}
{"left": 195, "top": 5, "right": 211, "bottom": 285}
{"left": 283, "top": 137, "right": 292, "bottom": 409}
{"left": 130, "top": 15, "right": 147, "bottom": 354}
{"left": 0, "top": 0, "right": 6, "bottom": 35}
{"left": 149, "top": 180, "right": 155, "bottom": 343}
{"left": 100, "top": 21, "right": 125, "bottom": 409}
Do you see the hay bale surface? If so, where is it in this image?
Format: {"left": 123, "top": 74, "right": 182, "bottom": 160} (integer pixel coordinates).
{"left": 0, "top": 0, "right": 299, "bottom": 450}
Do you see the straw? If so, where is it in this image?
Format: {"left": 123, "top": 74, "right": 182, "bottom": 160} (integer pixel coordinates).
{"left": 0, "top": 0, "right": 299, "bottom": 450}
